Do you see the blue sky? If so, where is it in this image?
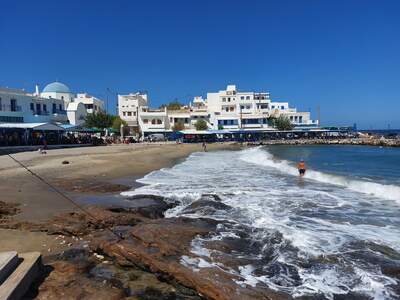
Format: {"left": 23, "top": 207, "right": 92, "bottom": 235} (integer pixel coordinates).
{"left": 1, "top": 0, "right": 399, "bottom": 128}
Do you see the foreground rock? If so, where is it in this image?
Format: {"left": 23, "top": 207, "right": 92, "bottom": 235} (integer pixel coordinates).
{"left": 5, "top": 194, "right": 291, "bottom": 300}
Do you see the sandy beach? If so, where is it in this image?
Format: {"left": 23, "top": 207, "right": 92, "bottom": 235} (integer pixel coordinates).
{"left": 0, "top": 143, "right": 238, "bottom": 254}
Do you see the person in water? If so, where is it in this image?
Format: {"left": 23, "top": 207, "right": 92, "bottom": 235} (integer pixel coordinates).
{"left": 298, "top": 159, "right": 306, "bottom": 176}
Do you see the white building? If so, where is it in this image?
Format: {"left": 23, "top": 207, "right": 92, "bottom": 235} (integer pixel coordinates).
{"left": 206, "top": 85, "right": 316, "bottom": 130}
{"left": 66, "top": 102, "right": 87, "bottom": 126}
{"left": 74, "top": 93, "right": 104, "bottom": 114}
{"left": 119, "top": 84, "right": 317, "bottom": 136}
{"left": 0, "top": 87, "right": 68, "bottom": 124}
{"left": 118, "top": 92, "right": 149, "bottom": 134}
{"left": 0, "top": 81, "right": 99, "bottom": 126}
{"left": 138, "top": 107, "right": 170, "bottom": 135}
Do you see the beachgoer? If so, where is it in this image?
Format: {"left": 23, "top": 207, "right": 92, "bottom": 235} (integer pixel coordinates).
{"left": 298, "top": 159, "right": 306, "bottom": 176}
{"left": 202, "top": 141, "right": 207, "bottom": 152}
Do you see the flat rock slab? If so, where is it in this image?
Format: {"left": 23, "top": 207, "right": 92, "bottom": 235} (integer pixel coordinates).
{"left": 0, "top": 252, "right": 42, "bottom": 300}
{"left": 0, "top": 251, "right": 18, "bottom": 284}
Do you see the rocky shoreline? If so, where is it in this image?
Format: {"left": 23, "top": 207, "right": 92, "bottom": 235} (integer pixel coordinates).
{"left": 249, "top": 137, "right": 400, "bottom": 147}
{"left": 1, "top": 195, "right": 289, "bottom": 300}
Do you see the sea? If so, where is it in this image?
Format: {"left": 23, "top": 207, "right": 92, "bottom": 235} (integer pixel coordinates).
{"left": 122, "top": 145, "right": 400, "bottom": 299}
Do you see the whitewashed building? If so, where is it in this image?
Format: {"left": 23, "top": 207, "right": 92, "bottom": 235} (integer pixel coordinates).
{"left": 0, "top": 81, "right": 106, "bottom": 126}
{"left": 118, "top": 92, "right": 149, "bottom": 134}
{"left": 74, "top": 93, "right": 104, "bottom": 114}
{"left": 0, "top": 87, "right": 68, "bottom": 124}
{"left": 120, "top": 84, "right": 317, "bottom": 136}
{"left": 138, "top": 107, "right": 170, "bottom": 134}
{"left": 206, "top": 85, "right": 316, "bottom": 130}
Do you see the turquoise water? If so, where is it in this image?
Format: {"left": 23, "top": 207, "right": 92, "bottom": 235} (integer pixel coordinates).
{"left": 267, "top": 145, "right": 400, "bottom": 186}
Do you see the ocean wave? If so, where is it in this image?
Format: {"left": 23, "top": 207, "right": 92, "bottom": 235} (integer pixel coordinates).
{"left": 240, "top": 147, "right": 400, "bottom": 202}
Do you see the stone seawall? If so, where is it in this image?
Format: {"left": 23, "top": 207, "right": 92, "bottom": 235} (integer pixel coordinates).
{"left": 249, "top": 138, "right": 400, "bottom": 147}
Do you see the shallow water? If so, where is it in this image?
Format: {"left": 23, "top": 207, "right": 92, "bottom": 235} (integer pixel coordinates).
{"left": 122, "top": 145, "right": 400, "bottom": 299}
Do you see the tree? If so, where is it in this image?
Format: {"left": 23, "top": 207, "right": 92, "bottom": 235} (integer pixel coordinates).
{"left": 160, "top": 100, "right": 183, "bottom": 111}
{"left": 112, "top": 116, "right": 128, "bottom": 131}
{"left": 84, "top": 112, "right": 114, "bottom": 129}
{"left": 194, "top": 119, "right": 208, "bottom": 131}
{"left": 274, "top": 115, "right": 294, "bottom": 131}
{"left": 172, "top": 122, "right": 185, "bottom": 131}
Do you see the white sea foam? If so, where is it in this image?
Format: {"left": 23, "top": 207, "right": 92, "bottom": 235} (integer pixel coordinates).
{"left": 240, "top": 147, "right": 400, "bottom": 202}
{"left": 121, "top": 148, "right": 400, "bottom": 299}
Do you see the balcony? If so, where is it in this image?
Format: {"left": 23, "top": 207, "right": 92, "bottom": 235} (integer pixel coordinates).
{"left": 33, "top": 110, "right": 50, "bottom": 116}
{"left": 52, "top": 109, "right": 67, "bottom": 115}
{"left": 0, "top": 104, "right": 22, "bottom": 112}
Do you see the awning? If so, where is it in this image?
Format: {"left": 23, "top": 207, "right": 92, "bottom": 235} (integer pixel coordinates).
{"left": 0, "top": 122, "right": 65, "bottom": 131}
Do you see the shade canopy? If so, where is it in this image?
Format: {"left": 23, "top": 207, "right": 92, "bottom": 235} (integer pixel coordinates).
{"left": 0, "top": 123, "right": 65, "bottom": 131}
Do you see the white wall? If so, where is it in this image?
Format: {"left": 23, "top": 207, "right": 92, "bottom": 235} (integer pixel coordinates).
{"left": 0, "top": 88, "right": 68, "bottom": 123}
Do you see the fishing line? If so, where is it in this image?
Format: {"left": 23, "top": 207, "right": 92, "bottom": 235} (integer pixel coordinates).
{"left": 7, "top": 153, "right": 124, "bottom": 241}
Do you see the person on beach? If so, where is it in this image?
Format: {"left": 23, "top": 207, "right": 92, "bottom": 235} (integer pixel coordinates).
{"left": 202, "top": 141, "right": 207, "bottom": 152}
{"left": 298, "top": 159, "right": 306, "bottom": 176}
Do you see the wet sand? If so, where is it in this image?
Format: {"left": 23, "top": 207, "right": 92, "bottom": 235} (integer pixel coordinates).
{"left": 0, "top": 143, "right": 238, "bottom": 253}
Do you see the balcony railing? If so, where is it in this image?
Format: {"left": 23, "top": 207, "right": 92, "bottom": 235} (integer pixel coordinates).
{"left": 0, "top": 104, "right": 22, "bottom": 112}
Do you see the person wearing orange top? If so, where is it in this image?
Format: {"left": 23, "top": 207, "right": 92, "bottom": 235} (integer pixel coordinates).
{"left": 298, "top": 159, "right": 306, "bottom": 176}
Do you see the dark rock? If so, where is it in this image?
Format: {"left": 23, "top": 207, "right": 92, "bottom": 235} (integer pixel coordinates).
{"left": 0, "top": 201, "right": 20, "bottom": 221}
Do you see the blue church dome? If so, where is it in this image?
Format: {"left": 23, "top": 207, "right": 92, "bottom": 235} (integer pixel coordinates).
{"left": 42, "top": 82, "right": 71, "bottom": 93}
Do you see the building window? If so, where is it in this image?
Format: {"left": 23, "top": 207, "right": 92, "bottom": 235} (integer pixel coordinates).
{"left": 61, "top": 96, "right": 64, "bottom": 100}
{"left": 10, "top": 99, "right": 17, "bottom": 111}
{"left": 43, "top": 104, "right": 47, "bottom": 112}
{"left": 225, "top": 107, "right": 229, "bottom": 112}
{"left": 133, "top": 111, "right": 136, "bottom": 116}
{"left": 271, "top": 105, "right": 275, "bottom": 109}
{"left": 151, "top": 119, "right": 156, "bottom": 124}
{"left": 229, "top": 107, "right": 234, "bottom": 112}
{"left": 170, "top": 117, "right": 173, "bottom": 122}
{"left": 299, "top": 116, "right": 303, "bottom": 123}
{"left": 127, "top": 112, "right": 132, "bottom": 116}
{"left": 227, "top": 97, "right": 231, "bottom": 102}
{"left": 222, "top": 97, "right": 226, "bottom": 102}
{"left": 123, "top": 112, "right": 126, "bottom": 116}
{"left": 281, "top": 106, "right": 285, "bottom": 110}
{"left": 157, "top": 119, "right": 162, "bottom": 124}
{"left": 0, "top": 98, "right": 2, "bottom": 111}
{"left": 240, "top": 105, "right": 244, "bottom": 110}
{"left": 59, "top": 104, "right": 62, "bottom": 110}
{"left": 36, "top": 103, "right": 41, "bottom": 112}
{"left": 290, "top": 116, "right": 293, "bottom": 121}
{"left": 52, "top": 103, "right": 56, "bottom": 113}
{"left": 143, "top": 119, "right": 148, "bottom": 124}
{"left": 246, "top": 96, "right": 250, "bottom": 100}
{"left": 246, "top": 105, "right": 250, "bottom": 109}
{"left": 240, "top": 96, "right": 244, "bottom": 100}
{"left": 30, "top": 103, "right": 35, "bottom": 111}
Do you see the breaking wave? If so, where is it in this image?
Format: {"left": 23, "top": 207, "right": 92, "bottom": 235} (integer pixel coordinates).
{"left": 240, "top": 147, "right": 400, "bottom": 202}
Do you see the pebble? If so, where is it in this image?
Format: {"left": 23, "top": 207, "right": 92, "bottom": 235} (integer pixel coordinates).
{"left": 94, "top": 253, "right": 104, "bottom": 260}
